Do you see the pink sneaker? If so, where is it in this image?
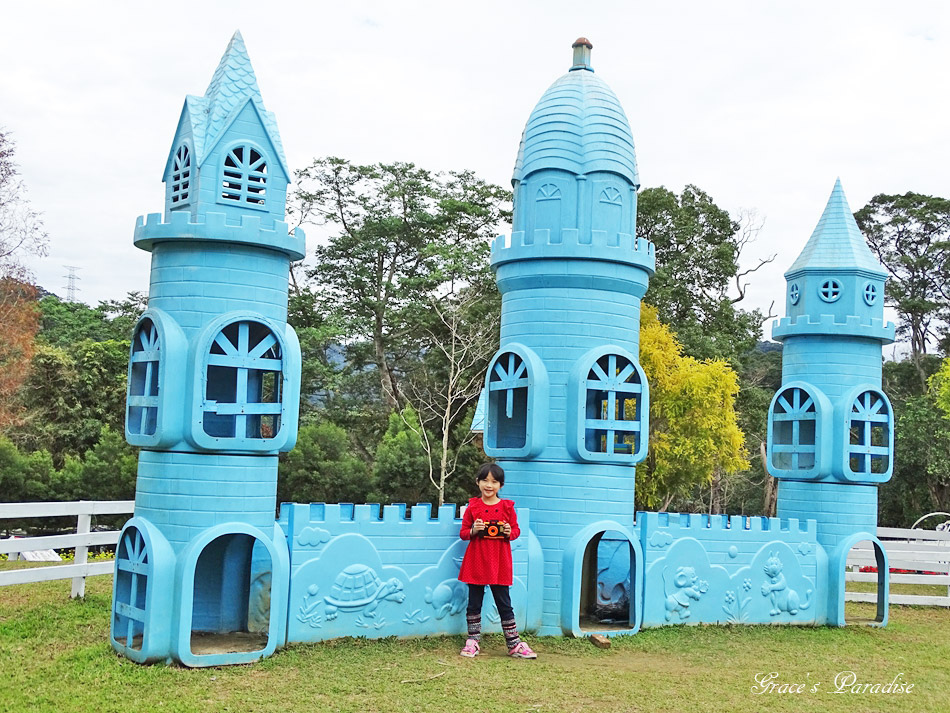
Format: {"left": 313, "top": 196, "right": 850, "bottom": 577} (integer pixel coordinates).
{"left": 508, "top": 641, "right": 537, "bottom": 659}
{"left": 460, "top": 638, "right": 480, "bottom": 657}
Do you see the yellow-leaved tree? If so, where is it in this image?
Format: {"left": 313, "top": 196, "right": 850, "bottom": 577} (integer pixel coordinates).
{"left": 637, "top": 303, "right": 749, "bottom": 511}
{"left": 934, "top": 359, "right": 950, "bottom": 419}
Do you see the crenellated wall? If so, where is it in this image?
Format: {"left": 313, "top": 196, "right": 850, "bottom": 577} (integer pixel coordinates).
{"left": 278, "top": 503, "right": 543, "bottom": 642}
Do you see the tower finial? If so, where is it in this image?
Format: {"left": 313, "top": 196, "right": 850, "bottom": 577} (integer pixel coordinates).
{"left": 571, "top": 37, "right": 593, "bottom": 72}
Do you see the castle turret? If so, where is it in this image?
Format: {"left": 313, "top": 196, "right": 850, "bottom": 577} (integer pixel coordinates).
{"left": 484, "top": 39, "right": 654, "bottom": 636}
{"left": 111, "top": 31, "right": 305, "bottom": 666}
{"left": 768, "top": 180, "right": 894, "bottom": 624}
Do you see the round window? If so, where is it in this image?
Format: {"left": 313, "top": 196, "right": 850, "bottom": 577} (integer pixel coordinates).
{"left": 789, "top": 283, "right": 800, "bottom": 305}
{"left": 863, "top": 283, "right": 877, "bottom": 306}
{"left": 819, "top": 279, "right": 841, "bottom": 303}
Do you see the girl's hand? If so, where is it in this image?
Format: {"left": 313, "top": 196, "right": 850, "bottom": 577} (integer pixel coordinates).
{"left": 472, "top": 519, "right": 486, "bottom": 535}
{"left": 502, "top": 522, "right": 512, "bottom": 536}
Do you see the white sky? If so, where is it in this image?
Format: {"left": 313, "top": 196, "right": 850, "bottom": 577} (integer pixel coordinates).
{"left": 2, "top": 1, "right": 948, "bottom": 341}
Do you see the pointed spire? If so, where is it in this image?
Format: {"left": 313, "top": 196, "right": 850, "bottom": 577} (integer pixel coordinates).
{"left": 203, "top": 31, "right": 263, "bottom": 140}
{"left": 786, "top": 179, "right": 886, "bottom": 276}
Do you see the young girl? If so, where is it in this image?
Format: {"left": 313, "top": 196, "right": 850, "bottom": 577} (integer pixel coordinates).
{"left": 457, "top": 463, "right": 537, "bottom": 659}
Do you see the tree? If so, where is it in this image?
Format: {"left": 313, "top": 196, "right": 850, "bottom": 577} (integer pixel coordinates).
{"left": 0, "top": 130, "right": 48, "bottom": 282}
{"left": 372, "top": 406, "right": 436, "bottom": 505}
{"left": 277, "top": 419, "right": 372, "bottom": 505}
{"left": 637, "top": 304, "right": 749, "bottom": 511}
{"left": 636, "top": 186, "right": 771, "bottom": 363}
{"left": 854, "top": 193, "right": 950, "bottom": 386}
{"left": 0, "top": 130, "right": 48, "bottom": 430}
{"left": 0, "top": 279, "right": 39, "bottom": 429}
{"left": 36, "top": 293, "right": 141, "bottom": 348}
{"left": 293, "top": 158, "right": 511, "bottom": 410}
{"left": 400, "top": 284, "right": 500, "bottom": 505}
{"left": 11, "top": 339, "right": 129, "bottom": 464}
{"left": 935, "top": 359, "right": 950, "bottom": 418}
{"left": 879, "top": 393, "right": 950, "bottom": 526}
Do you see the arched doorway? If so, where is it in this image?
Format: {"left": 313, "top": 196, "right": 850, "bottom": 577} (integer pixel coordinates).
{"left": 579, "top": 530, "right": 636, "bottom": 632}
{"left": 190, "top": 534, "right": 273, "bottom": 656}
{"left": 844, "top": 538, "right": 887, "bottom": 625}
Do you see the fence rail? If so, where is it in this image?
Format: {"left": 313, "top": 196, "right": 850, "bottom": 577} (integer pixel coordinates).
{"left": 846, "top": 526, "right": 950, "bottom": 607}
{"left": 0, "top": 500, "right": 134, "bottom": 597}
{"left": 2, "top": 503, "right": 948, "bottom": 607}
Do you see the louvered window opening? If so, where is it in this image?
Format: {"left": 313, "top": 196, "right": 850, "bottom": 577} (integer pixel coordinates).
{"left": 221, "top": 145, "right": 267, "bottom": 206}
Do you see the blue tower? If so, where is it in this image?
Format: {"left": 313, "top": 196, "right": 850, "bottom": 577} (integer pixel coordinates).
{"left": 768, "top": 180, "right": 895, "bottom": 625}
{"left": 110, "top": 31, "right": 305, "bottom": 666}
{"left": 484, "top": 39, "right": 655, "bottom": 636}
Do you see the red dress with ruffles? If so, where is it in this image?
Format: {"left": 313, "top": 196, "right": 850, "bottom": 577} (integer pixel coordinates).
{"left": 458, "top": 497, "right": 520, "bottom": 586}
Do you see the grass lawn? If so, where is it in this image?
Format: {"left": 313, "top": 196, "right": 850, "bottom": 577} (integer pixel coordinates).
{"left": 1, "top": 563, "right": 948, "bottom": 713}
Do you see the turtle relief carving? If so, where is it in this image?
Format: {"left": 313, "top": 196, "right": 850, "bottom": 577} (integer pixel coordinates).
{"left": 324, "top": 564, "right": 405, "bottom": 621}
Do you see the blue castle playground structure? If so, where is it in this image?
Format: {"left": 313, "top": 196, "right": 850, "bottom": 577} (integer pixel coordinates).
{"left": 111, "top": 34, "right": 896, "bottom": 666}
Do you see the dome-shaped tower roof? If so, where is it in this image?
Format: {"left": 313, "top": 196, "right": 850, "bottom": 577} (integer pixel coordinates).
{"left": 513, "top": 39, "right": 639, "bottom": 187}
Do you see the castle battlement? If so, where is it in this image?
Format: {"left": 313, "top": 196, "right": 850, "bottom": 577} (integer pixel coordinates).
{"left": 283, "top": 502, "right": 462, "bottom": 526}
{"left": 134, "top": 210, "right": 306, "bottom": 259}
{"left": 637, "top": 510, "right": 816, "bottom": 536}
{"left": 491, "top": 228, "right": 656, "bottom": 272}
{"left": 772, "top": 313, "right": 895, "bottom": 342}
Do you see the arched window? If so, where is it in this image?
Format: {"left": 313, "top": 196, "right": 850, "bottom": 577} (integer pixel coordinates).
{"left": 221, "top": 144, "right": 267, "bottom": 207}
{"left": 170, "top": 144, "right": 191, "bottom": 205}
{"left": 202, "top": 320, "right": 283, "bottom": 440}
{"left": 534, "top": 183, "right": 562, "bottom": 235}
{"left": 593, "top": 186, "right": 623, "bottom": 235}
{"left": 847, "top": 389, "right": 892, "bottom": 478}
{"left": 127, "top": 318, "right": 160, "bottom": 437}
{"left": 113, "top": 526, "right": 150, "bottom": 652}
{"left": 483, "top": 344, "right": 548, "bottom": 459}
{"left": 863, "top": 283, "right": 878, "bottom": 306}
{"left": 769, "top": 386, "right": 820, "bottom": 475}
{"left": 487, "top": 352, "right": 528, "bottom": 450}
{"left": 568, "top": 348, "right": 648, "bottom": 464}
{"left": 583, "top": 354, "right": 646, "bottom": 459}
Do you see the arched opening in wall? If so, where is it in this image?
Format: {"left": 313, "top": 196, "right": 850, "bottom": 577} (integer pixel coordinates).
{"left": 843, "top": 539, "right": 887, "bottom": 625}
{"left": 190, "top": 535, "right": 273, "bottom": 656}
{"left": 112, "top": 526, "right": 149, "bottom": 651}
{"left": 579, "top": 530, "right": 635, "bottom": 631}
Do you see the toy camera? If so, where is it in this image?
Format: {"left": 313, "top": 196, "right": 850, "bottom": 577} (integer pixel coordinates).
{"left": 483, "top": 520, "right": 507, "bottom": 539}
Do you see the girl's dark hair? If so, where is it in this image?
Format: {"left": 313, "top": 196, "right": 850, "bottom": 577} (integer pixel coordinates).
{"left": 476, "top": 462, "right": 505, "bottom": 486}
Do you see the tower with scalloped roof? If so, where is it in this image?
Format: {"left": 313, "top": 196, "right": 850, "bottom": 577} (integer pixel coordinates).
{"left": 483, "top": 39, "right": 655, "bottom": 637}
{"left": 110, "top": 31, "right": 305, "bottom": 666}
{"left": 768, "top": 180, "right": 895, "bottom": 624}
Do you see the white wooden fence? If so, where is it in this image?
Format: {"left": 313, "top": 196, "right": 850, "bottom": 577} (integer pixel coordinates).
{"left": 0, "top": 500, "right": 134, "bottom": 598}
{"left": 846, "top": 526, "right": 950, "bottom": 607}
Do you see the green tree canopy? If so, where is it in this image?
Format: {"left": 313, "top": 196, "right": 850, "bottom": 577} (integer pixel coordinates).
{"left": 636, "top": 185, "right": 768, "bottom": 363}
{"left": 293, "top": 158, "right": 511, "bottom": 410}
{"left": 854, "top": 192, "right": 950, "bottom": 382}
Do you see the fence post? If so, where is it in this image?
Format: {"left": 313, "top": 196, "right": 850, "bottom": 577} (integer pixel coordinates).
{"left": 71, "top": 506, "right": 91, "bottom": 599}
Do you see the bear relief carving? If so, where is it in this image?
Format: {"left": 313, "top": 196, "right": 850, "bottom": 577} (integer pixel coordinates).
{"left": 663, "top": 566, "right": 709, "bottom": 621}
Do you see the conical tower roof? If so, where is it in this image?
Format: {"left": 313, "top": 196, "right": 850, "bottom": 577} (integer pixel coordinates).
{"left": 513, "top": 39, "right": 639, "bottom": 187}
{"left": 170, "top": 31, "right": 288, "bottom": 177}
{"left": 786, "top": 179, "right": 885, "bottom": 277}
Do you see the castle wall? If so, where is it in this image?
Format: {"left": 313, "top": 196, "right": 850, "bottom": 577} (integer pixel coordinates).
{"left": 278, "top": 503, "right": 542, "bottom": 642}
{"left": 632, "top": 513, "right": 824, "bottom": 626}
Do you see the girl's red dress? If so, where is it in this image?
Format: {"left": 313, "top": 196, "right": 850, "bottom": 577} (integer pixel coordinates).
{"left": 458, "top": 497, "right": 520, "bottom": 586}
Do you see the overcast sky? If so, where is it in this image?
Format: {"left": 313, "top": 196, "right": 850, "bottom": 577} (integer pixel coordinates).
{"left": 2, "top": 1, "right": 947, "bottom": 342}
